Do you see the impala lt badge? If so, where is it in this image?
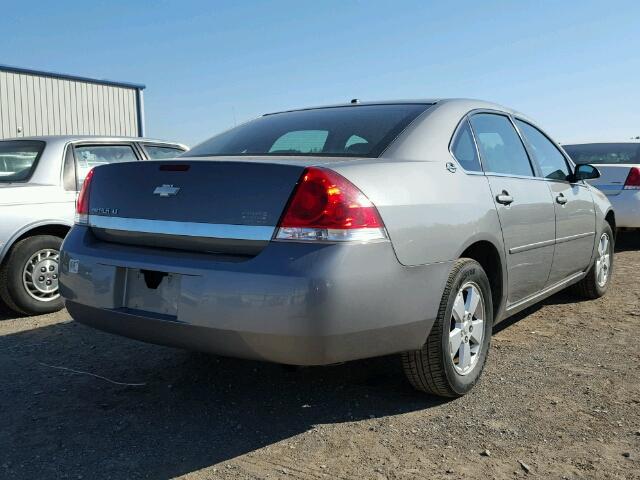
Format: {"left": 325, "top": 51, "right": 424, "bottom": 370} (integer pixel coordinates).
{"left": 90, "top": 207, "right": 119, "bottom": 215}
{"left": 154, "top": 184, "right": 180, "bottom": 197}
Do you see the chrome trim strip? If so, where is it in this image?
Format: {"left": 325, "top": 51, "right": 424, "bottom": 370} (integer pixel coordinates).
{"left": 509, "top": 238, "right": 555, "bottom": 254}
{"left": 485, "top": 171, "right": 540, "bottom": 181}
{"left": 88, "top": 215, "right": 275, "bottom": 241}
{"left": 555, "top": 231, "right": 595, "bottom": 245}
{"left": 509, "top": 231, "right": 595, "bottom": 254}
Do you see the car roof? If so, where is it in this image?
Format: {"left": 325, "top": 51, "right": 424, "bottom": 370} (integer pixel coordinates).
{"left": 1, "top": 135, "right": 188, "bottom": 149}
{"left": 264, "top": 98, "right": 525, "bottom": 117}
{"left": 561, "top": 139, "right": 640, "bottom": 146}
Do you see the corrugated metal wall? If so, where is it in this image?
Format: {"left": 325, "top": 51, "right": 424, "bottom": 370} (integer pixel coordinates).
{"left": 0, "top": 69, "right": 140, "bottom": 139}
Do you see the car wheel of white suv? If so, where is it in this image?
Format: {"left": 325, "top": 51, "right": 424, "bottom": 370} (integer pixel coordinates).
{"left": 0, "top": 235, "right": 64, "bottom": 316}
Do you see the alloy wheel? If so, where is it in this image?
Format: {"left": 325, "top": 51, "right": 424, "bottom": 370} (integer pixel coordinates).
{"left": 449, "top": 281, "right": 485, "bottom": 375}
{"left": 595, "top": 233, "right": 611, "bottom": 288}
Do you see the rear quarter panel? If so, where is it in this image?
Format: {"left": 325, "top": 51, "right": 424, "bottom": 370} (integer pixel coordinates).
{"left": 330, "top": 100, "right": 506, "bottom": 267}
{"left": 0, "top": 189, "right": 75, "bottom": 261}
{"left": 328, "top": 100, "right": 508, "bottom": 320}
{"left": 590, "top": 183, "right": 616, "bottom": 236}
{"left": 331, "top": 160, "right": 504, "bottom": 267}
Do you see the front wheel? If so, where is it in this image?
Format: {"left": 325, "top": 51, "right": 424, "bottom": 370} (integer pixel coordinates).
{"left": 0, "top": 235, "right": 65, "bottom": 316}
{"left": 402, "top": 258, "right": 493, "bottom": 397}
{"left": 573, "top": 223, "right": 614, "bottom": 299}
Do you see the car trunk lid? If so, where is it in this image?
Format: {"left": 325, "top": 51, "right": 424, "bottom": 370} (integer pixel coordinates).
{"left": 586, "top": 164, "right": 637, "bottom": 196}
{"left": 87, "top": 159, "right": 307, "bottom": 255}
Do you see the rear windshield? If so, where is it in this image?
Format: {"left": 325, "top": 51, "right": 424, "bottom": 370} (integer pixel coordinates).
{"left": 0, "top": 140, "right": 46, "bottom": 182}
{"left": 186, "top": 104, "right": 432, "bottom": 158}
{"left": 563, "top": 143, "right": 640, "bottom": 165}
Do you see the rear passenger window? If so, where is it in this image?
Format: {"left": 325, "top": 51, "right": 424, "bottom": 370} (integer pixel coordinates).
{"left": 515, "top": 119, "right": 570, "bottom": 181}
{"left": 144, "top": 145, "right": 186, "bottom": 159}
{"left": 451, "top": 121, "right": 481, "bottom": 171}
{"left": 74, "top": 144, "right": 138, "bottom": 186}
{"left": 469, "top": 114, "right": 533, "bottom": 177}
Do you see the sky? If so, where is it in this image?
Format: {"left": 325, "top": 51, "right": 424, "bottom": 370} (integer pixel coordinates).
{"left": 0, "top": 0, "right": 638, "bottom": 147}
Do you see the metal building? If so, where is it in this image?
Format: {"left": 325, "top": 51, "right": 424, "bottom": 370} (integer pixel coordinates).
{"left": 0, "top": 64, "right": 145, "bottom": 139}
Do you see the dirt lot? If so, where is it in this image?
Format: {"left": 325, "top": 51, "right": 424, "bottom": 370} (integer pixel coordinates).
{"left": 1, "top": 234, "right": 639, "bottom": 480}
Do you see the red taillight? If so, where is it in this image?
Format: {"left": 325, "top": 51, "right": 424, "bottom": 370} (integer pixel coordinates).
{"left": 624, "top": 167, "right": 640, "bottom": 190}
{"left": 276, "top": 167, "right": 386, "bottom": 242}
{"left": 75, "top": 169, "right": 95, "bottom": 224}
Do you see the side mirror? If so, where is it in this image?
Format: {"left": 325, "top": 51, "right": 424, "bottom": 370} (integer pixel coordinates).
{"left": 572, "top": 163, "right": 601, "bottom": 182}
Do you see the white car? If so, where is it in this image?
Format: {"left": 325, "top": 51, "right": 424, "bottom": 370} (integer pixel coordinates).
{"left": 563, "top": 141, "right": 639, "bottom": 230}
{"left": 0, "top": 136, "right": 187, "bottom": 315}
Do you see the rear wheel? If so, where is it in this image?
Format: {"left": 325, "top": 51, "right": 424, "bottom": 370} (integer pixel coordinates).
{"left": 0, "top": 235, "right": 64, "bottom": 316}
{"left": 573, "top": 223, "right": 614, "bottom": 299}
{"left": 402, "top": 258, "right": 493, "bottom": 397}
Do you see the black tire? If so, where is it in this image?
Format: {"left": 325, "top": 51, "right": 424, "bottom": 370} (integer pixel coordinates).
{"left": 572, "top": 223, "right": 614, "bottom": 299}
{"left": 0, "top": 235, "right": 64, "bottom": 316}
{"left": 402, "top": 258, "right": 493, "bottom": 397}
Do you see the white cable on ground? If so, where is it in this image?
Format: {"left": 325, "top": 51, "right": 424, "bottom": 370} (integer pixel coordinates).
{"left": 38, "top": 362, "right": 147, "bottom": 386}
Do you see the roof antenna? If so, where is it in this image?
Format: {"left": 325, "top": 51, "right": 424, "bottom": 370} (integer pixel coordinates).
{"left": 350, "top": 98, "right": 360, "bottom": 104}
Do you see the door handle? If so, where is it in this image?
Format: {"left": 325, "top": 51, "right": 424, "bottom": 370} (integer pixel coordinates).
{"left": 556, "top": 193, "right": 568, "bottom": 205}
{"left": 496, "top": 190, "right": 514, "bottom": 205}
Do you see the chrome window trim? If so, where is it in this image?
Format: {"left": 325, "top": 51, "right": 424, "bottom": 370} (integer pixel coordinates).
{"left": 483, "top": 171, "right": 589, "bottom": 187}
{"left": 483, "top": 171, "right": 548, "bottom": 181}
{"left": 88, "top": 216, "right": 275, "bottom": 241}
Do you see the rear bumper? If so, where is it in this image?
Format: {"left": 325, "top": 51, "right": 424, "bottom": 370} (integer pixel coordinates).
{"left": 609, "top": 190, "right": 640, "bottom": 228}
{"left": 64, "top": 300, "right": 429, "bottom": 365}
{"left": 60, "top": 227, "right": 451, "bottom": 365}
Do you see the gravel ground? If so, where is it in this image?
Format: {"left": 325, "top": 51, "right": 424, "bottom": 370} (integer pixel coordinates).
{"left": 1, "top": 234, "right": 639, "bottom": 480}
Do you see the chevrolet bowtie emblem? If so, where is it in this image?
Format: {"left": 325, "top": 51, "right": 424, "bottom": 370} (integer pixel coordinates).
{"left": 153, "top": 184, "right": 180, "bottom": 197}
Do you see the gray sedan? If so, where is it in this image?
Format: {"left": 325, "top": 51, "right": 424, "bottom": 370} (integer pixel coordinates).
{"left": 59, "top": 99, "right": 614, "bottom": 397}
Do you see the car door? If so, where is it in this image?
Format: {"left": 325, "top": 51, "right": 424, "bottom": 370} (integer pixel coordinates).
{"left": 469, "top": 112, "right": 556, "bottom": 305}
{"left": 514, "top": 119, "right": 596, "bottom": 285}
